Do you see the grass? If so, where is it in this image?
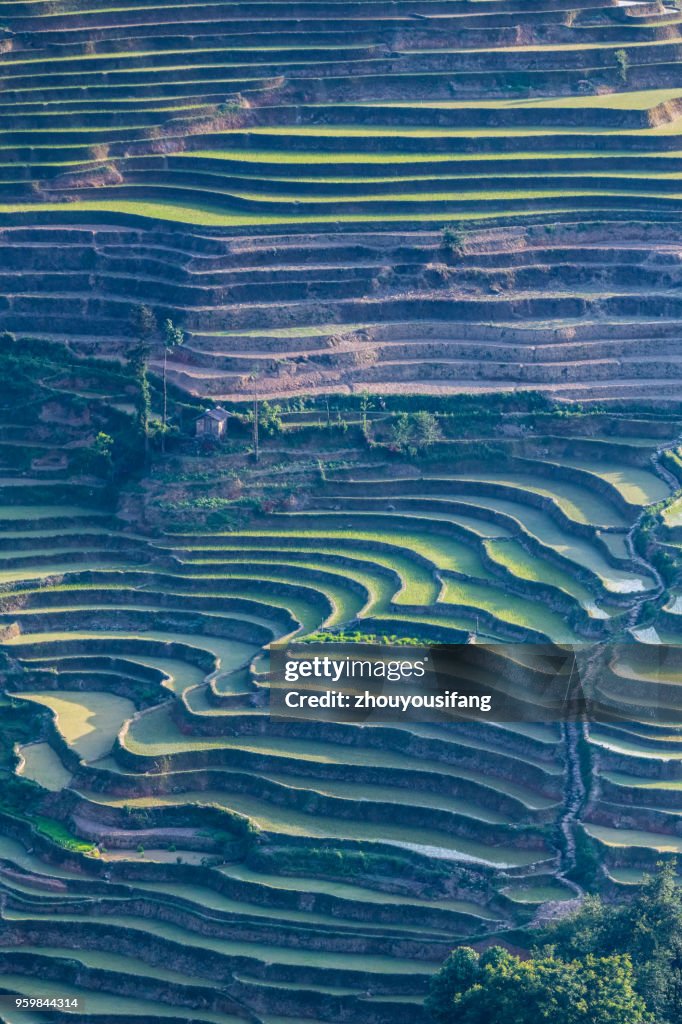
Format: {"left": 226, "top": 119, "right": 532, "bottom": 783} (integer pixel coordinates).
{"left": 0, "top": 945, "right": 222, "bottom": 990}
{"left": 168, "top": 170, "right": 682, "bottom": 187}
{"left": 612, "top": 648, "right": 682, "bottom": 683}
{"left": 429, "top": 471, "right": 628, "bottom": 528}
{"left": 483, "top": 538, "right": 603, "bottom": 614}
{"left": 42, "top": 576, "right": 319, "bottom": 636}
{"left": 179, "top": 562, "right": 364, "bottom": 625}
{"left": 602, "top": 771, "right": 682, "bottom": 792}
{"left": 356, "top": 90, "right": 682, "bottom": 111}
{"left": 217, "top": 187, "right": 681, "bottom": 204}
{"left": 4, "top": 601, "right": 280, "bottom": 639}
{"left": 347, "top": 491, "right": 647, "bottom": 597}
{"left": 0, "top": 835, "right": 81, "bottom": 880}
{"left": 5, "top": 628, "right": 255, "bottom": 673}
{"left": 663, "top": 496, "right": 682, "bottom": 527}
{"left": 32, "top": 816, "right": 95, "bottom": 854}
{"left": 0, "top": 558, "right": 138, "bottom": 583}
{"left": 228, "top": 516, "right": 494, "bottom": 578}
{"left": 440, "top": 578, "right": 580, "bottom": 640}
{"left": 176, "top": 556, "right": 380, "bottom": 620}
{"left": 589, "top": 729, "right": 682, "bottom": 761}
{"left": 0, "top": 506, "right": 107, "bottom": 521}
{"left": 180, "top": 542, "right": 438, "bottom": 605}
{"left": 0, "top": 199, "right": 589, "bottom": 226}
{"left": 182, "top": 147, "right": 682, "bottom": 165}
{"left": 223, "top": 125, "right": 682, "bottom": 138}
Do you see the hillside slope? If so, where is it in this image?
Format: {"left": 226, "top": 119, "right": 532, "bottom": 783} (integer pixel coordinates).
{"left": 2, "top": 0, "right": 682, "bottom": 399}
{"left": 0, "top": 351, "right": 681, "bottom": 1023}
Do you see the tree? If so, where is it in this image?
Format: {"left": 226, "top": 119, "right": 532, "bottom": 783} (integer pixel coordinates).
{"left": 615, "top": 49, "right": 629, "bottom": 83}
{"left": 249, "top": 366, "right": 260, "bottom": 462}
{"left": 389, "top": 411, "right": 414, "bottom": 451}
{"left": 259, "top": 400, "right": 283, "bottom": 436}
{"left": 85, "top": 431, "right": 114, "bottom": 479}
{"left": 425, "top": 947, "right": 479, "bottom": 1023}
{"left": 545, "top": 861, "right": 682, "bottom": 1023}
{"left": 359, "top": 389, "right": 373, "bottom": 433}
{"left": 426, "top": 945, "right": 650, "bottom": 1024}
{"left": 130, "top": 304, "right": 157, "bottom": 455}
{"left": 388, "top": 410, "right": 443, "bottom": 453}
{"left": 441, "top": 224, "right": 465, "bottom": 256}
{"left": 161, "top": 318, "right": 184, "bottom": 452}
{"left": 412, "top": 410, "right": 443, "bottom": 449}
{"left": 78, "top": 432, "right": 113, "bottom": 479}
{"left": 132, "top": 304, "right": 157, "bottom": 345}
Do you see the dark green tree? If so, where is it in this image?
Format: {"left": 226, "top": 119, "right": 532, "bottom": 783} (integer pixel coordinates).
{"left": 615, "top": 48, "right": 629, "bottom": 83}
{"left": 132, "top": 304, "right": 157, "bottom": 344}
{"left": 259, "top": 400, "right": 283, "bottom": 436}
{"left": 441, "top": 224, "right": 464, "bottom": 256}
{"left": 359, "top": 389, "right": 374, "bottom": 433}
{"left": 130, "top": 304, "right": 157, "bottom": 454}
{"left": 85, "top": 431, "right": 114, "bottom": 479}
{"left": 412, "top": 410, "right": 443, "bottom": 448}
{"left": 161, "top": 318, "right": 184, "bottom": 451}
{"left": 545, "top": 861, "right": 682, "bottom": 1023}
{"left": 426, "top": 945, "right": 650, "bottom": 1024}
{"left": 389, "top": 411, "right": 414, "bottom": 451}
{"left": 249, "top": 366, "right": 260, "bottom": 462}
{"left": 425, "top": 946, "right": 479, "bottom": 1023}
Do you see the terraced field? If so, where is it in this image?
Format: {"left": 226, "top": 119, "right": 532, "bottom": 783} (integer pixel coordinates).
{"left": 0, "top": 350, "right": 682, "bottom": 1022}
{"left": 4, "top": 1, "right": 682, "bottom": 1021}
{"left": 4, "top": 0, "right": 682, "bottom": 399}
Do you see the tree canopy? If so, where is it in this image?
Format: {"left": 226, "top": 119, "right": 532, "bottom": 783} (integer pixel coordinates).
{"left": 427, "top": 863, "right": 682, "bottom": 1024}
{"left": 425, "top": 946, "right": 649, "bottom": 1024}
{"left": 542, "top": 861, "right": 682, "bottom": 1024}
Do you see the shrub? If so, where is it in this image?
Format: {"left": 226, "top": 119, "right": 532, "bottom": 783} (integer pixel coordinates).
{"left": 615, "top": 49, "right": 629, "bottom": 83}
{"left": 259, "top": 400, "right": 284, "bottom": 436}
{"left": 412, "top": 411, "right": 443, "bottom": 448}
{"left": 79, "top": 432, "right": 115, "bottom": 479}
{"left": 441, "top": 225, "right": 465, "bottom": 255}
{"left": 388, "top": 411, "right": 442, "bottom": 451}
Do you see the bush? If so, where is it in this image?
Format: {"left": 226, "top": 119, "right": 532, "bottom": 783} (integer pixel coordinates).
{"left": 388, "top": 411, "right": 443, "bottom": 452}
{"left": 441, "top": 225, "right": 465, "bottom": 255}
{"left": 615, "top": 49, "right": 629, "bottom": 83}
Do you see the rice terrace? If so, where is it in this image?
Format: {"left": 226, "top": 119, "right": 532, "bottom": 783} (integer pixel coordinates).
{"left": 3, "top": 0, "right": 682, "bottom": 1021}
